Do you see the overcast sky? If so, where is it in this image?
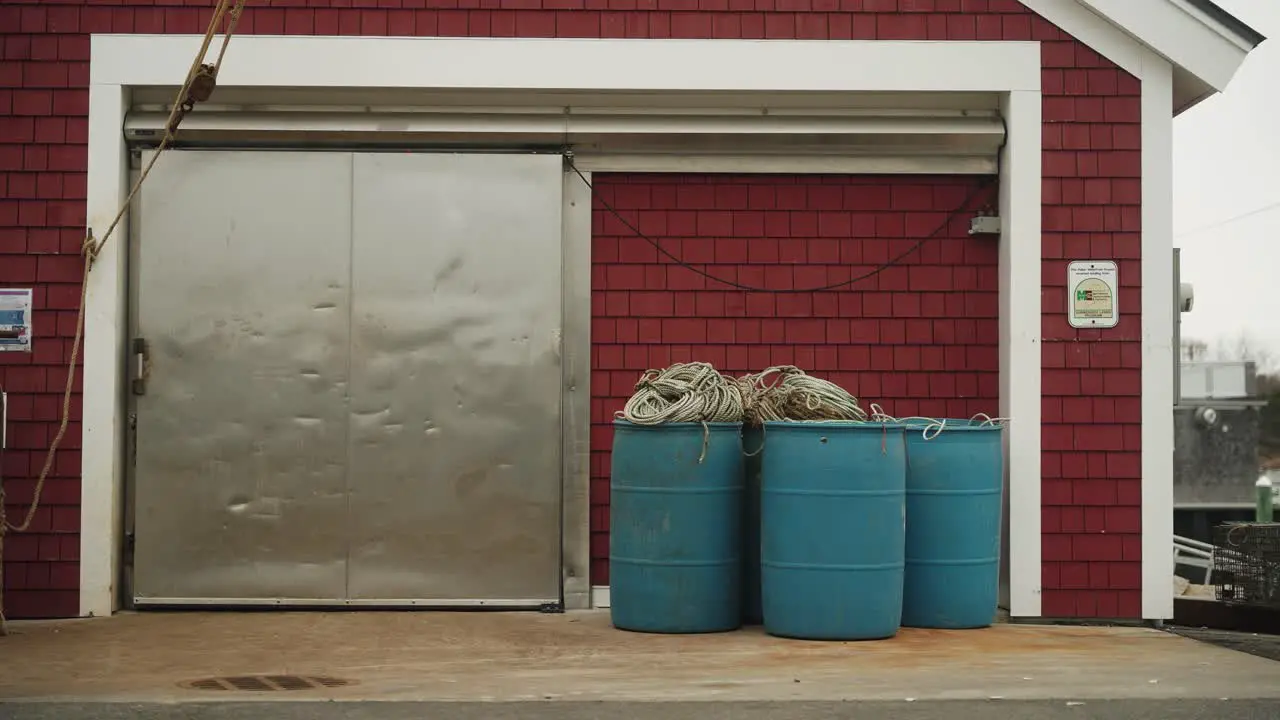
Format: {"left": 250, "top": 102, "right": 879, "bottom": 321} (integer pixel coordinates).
{"left": 1173, "top": 0, "right": 1279, "bottom": 367}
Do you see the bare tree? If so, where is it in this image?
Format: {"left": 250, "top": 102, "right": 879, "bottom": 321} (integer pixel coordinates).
{"left": 1211, "top": 331, "right": 1276, "bottom": 372}
{"left": 1181, "top": 337, "right": 1209, "bottom": 362}
{"left": 1260, "top": 373, "right": 1280, "bottom": 397}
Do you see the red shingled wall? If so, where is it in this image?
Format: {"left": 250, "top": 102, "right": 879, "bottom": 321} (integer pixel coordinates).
{"left": 589, "top": 172, "right": 1002, "bottom": 574}
{"left": 0, "top": 0, "right": 1143, "bottom": 619}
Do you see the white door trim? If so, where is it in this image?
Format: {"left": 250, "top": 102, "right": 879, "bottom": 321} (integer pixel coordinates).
{"left": 85, "top": 34, "right": 1049, "bottom": 619}
{"left": 89, "top": 36, "right": 1043, "bottom": 92}
{"left": 999, "top": 89, "right": 1045, "bottom": 619}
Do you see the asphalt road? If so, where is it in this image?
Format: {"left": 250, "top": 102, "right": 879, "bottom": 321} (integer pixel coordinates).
{"left": 1170, "top": 625, "right": 1280, "bottom": 662}
{"left": 4, "top": 701, "right": 1280, "bottom": 720}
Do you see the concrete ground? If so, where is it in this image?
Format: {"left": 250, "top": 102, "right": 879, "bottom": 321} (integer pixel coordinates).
{"left": 6, "top": 700, "right": 1280, "bottom": 720}
{"left": 0, "top": 610, "right": 1277, "bottom": 716}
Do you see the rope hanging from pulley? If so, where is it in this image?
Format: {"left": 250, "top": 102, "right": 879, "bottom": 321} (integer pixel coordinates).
{"left": 0, "top": 0, "right": 248, "bottom": 638}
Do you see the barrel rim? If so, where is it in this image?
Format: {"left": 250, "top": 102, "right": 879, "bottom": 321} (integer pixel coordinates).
{"left": 761, "top": 420, "right": 907, "bottom": 430}
{"left": 901, "top": 418, "right": 1005, "bottom": 432}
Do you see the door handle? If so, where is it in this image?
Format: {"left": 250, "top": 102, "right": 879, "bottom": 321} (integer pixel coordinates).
{"left": 132, "top": 338, "right": 150, "bottom": 396}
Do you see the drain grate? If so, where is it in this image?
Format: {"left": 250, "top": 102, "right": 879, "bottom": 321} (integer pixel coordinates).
{"left": 181, "top": 675, "right": 352, "bottom": 692}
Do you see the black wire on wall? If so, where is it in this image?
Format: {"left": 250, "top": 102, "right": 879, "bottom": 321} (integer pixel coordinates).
{"left": 565, "top": 113, "right": 1008, "bottom": 295}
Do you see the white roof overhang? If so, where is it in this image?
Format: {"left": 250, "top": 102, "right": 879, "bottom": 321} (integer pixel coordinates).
{"left": 1026, "top": 0, "right": 1265, "bottom": 115}
{"left": 1079, "top": 0, "right": 1265, "bottom": 114}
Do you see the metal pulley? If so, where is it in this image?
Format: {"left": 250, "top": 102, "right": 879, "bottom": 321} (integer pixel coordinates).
{"left": 166, "top": 64, "right": 220, "bottom": 137}
{"left": 183, "top": 64, "right": 219, "bottom": 111}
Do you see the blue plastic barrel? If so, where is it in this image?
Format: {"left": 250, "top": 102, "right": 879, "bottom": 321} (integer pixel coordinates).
{"left": 742, "top": 424, "right": 764, "bottom": 625}
{"left": 609, "top": 420, "right": 745, "bottom": 634}
{"left": 760, "top": 421, "right": 907, "bottom": 640}
{"left": 902, "top": 419, "right": 1005, "bottom": 629}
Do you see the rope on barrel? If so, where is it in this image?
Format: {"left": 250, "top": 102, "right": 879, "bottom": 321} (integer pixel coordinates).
{"left": 969, "top": 412, "right": 1012, "bottom": 427}
{"left": 616, "top": 362, "right": 745, "bottom": 464}
{"left": 617, "top": 362, "right": 745, "bottom": 425}
{"left": 870, "top": 405, "right": 1012, "bottom": 441}
{"left": 739, "top": 366, "right": 868, "bottom": 426}
{"left": 870, "top": 405, "right": 947, "bottom": 440}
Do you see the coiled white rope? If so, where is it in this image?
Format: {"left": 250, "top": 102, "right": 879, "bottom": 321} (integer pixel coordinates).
{"left": 739, "top": 366, "right": 868, "bottom": 426}
{"left": 616, "top": 362, "right": 746, "bottom": 425}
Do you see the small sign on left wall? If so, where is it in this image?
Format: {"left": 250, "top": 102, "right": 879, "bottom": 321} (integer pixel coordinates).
{"left": 0, "top": 288, "right": 33, "bottom": 353}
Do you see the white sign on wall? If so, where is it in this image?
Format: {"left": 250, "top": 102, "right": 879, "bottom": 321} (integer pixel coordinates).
{"left": 1066, "top": 260, "right": 1119, "bottom": 329}
{"left": 0, "top": 288, "right": 33, "bottom": 352}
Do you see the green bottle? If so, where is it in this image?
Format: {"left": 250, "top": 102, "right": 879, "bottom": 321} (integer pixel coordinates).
{"left": 1257, "top": 475, "right": 1274, "bottom": 523}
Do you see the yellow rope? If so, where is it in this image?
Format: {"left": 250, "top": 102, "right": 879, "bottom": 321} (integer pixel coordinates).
{"left": 0, "top": 0, "right": 248, "bottom": 638}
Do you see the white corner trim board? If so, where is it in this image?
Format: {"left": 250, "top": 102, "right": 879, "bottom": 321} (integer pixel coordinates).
{"left": 84, "top": 35, "right": 1048, "bottom": 619}
{"left": 1140, "top": 56, "right": 1177, "bottom": 622}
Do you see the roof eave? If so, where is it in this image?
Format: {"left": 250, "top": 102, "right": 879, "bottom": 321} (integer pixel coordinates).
{"left": 1078, "top": 0, "right": 1263, "bottom": 108}
{"left": 1173, "top": 83, "right": 1217, "bottom": 117}
{"left": 1182, "top": 0, "right": 1266, "bottom": 50}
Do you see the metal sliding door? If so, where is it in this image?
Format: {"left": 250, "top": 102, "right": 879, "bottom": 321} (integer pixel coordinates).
{"left": 347, "top": 154, "right": 564, "bottom": 603}
{"left": 132, "top": 151, "right": 355, "bottom": 602}
{"left": 131, "top": 149, "right": 564, "bottom": 605}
